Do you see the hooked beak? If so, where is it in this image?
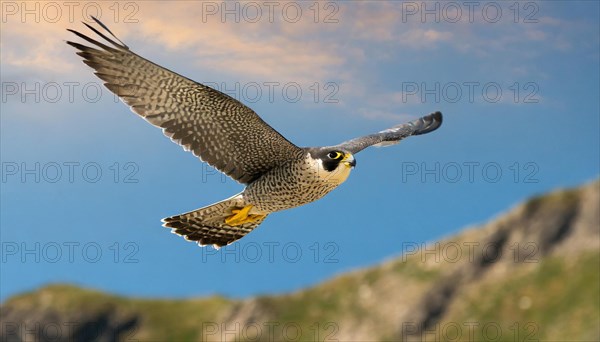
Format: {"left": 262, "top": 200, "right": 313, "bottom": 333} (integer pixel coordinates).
{"left": 342, "top": 153, "right": 356, "bottom": 168}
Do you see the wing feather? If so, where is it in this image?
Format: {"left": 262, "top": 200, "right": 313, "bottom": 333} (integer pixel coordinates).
{"left": 67, "top": 18, "right": 303, "bottom": 184}
{"left": 334, "top": 111, "right": 442, "bottom": 154}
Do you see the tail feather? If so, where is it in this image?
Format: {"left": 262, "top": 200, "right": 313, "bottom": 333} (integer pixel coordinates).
{"left": 162, "top": 195, "right": 268, "bottom": 248}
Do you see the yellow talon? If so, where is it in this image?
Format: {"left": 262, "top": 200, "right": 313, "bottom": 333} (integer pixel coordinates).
{"left": 225, "top": 205, "right": 265, "bottom": 226}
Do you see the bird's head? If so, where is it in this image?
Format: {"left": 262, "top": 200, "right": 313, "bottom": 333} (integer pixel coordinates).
{"left": 307, "top": 148, "right": 356, "bottom": 184}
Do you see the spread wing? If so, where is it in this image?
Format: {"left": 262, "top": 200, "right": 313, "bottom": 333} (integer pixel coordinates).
{"left": 67, "top": 17, "right": 303, "bottom": 184}
{"left": 333, "top": 111, "right": 442, "bottom": 154}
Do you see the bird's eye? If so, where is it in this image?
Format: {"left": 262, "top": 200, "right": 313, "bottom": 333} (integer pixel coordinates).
{"left": 328, "top": 151, "right": 343, "bottom": 160}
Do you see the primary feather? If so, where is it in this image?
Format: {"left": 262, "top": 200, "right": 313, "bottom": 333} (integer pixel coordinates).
{"left": 67, "top": 17, "right": 302, "bottom": 184}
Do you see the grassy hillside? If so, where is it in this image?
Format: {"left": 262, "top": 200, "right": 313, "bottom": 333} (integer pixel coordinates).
{"left": 2, "top": 181, "right": 599, "bottom": 341}
{"left": 438, "top": 250, "right": 600, "bottom": 341}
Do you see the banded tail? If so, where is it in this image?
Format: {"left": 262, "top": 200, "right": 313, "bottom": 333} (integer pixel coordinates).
{"left": 162, "top": 194, "right": 268, "bottom": 248}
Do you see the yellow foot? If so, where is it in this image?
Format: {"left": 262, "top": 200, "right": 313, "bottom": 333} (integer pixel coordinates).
{"left": 225, "top": 205, "right": 265, "bottom": 226}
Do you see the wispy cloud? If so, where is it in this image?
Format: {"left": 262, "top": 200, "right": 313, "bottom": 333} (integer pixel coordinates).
{"left": 1, "top": 0, "right": 595, "bottom": 119}
{"left": 123, "top": 2, "right": 344, "bottom": 83}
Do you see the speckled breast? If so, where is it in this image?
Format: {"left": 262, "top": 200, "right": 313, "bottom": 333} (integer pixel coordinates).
{"left": 243, "top": 154, "right": 352, "bottom": 213}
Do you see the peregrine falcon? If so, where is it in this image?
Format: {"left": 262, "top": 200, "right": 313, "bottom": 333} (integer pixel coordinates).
{"left": 67, "top": 18, "right": 443, "bottom": 248}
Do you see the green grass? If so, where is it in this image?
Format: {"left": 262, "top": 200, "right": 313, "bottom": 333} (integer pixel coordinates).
{"left": 4, "top": 285, "right": 234, "bottom": 341}
{"left": 438, "top": 250, "right": 600, "bottom": 342}
{"left": 391, "top": 256, "right": 443, "bottom": 281}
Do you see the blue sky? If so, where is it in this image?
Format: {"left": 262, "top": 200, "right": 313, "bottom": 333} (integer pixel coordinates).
{"left": 1, "top": 1, "right": 599, "bottom": 301}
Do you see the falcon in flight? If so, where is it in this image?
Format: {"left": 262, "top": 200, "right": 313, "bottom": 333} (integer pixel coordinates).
{"left": 67, "top": 18, "right": 443, "bottom": 248}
